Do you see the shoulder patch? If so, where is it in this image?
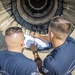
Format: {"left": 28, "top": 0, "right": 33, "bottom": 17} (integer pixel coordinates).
{"left": 42, "top": 67, "right": 49, "bottom": 73}
{"left": 31, "top": 72, "right": 39, "bottom": 75}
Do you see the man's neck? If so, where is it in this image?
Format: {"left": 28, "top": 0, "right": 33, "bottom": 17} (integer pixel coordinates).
{"left": 8, "top": 47, "right": 22, "bottom": 53}
{"left": 52, "top": 39, "right": 66, "bottom": 48}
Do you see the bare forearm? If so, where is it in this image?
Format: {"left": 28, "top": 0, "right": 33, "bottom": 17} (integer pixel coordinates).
{"left": 33, "top": 51, "right": 43, "bottom": 73}
{"left": 32, "top": 33, "right": 49, "bottom": 42}
{"left": 30, "top": 44, "right": 44, "bottom": 74}
{"left": 40, "top": 36, "right": 49, "bottom": 42}
{"left": 32, "top": 51, "right": 44, "bottom": 74}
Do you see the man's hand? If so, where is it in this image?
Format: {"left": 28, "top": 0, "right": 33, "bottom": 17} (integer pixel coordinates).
{"left": 32, "top": 33, "right": 40, "bottom": 38}
{"left": 30, "top": 44, "right": 38, "bottom": 52}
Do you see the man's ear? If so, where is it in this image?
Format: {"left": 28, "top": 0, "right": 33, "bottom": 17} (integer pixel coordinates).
{"left": 51, "top": 31, "right": 54, "bottom": 39}
{"left": 21, "top": 42, "right": 25, "bottom": 48}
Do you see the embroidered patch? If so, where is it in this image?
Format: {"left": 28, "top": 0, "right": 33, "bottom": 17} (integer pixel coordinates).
{"left": 31, "top": 72, "right": 38, "bottom": 75}
{"left": 42, "top": 67, "right": 49, "bottom": 73}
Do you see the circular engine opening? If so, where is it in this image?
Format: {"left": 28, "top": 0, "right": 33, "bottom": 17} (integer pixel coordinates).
{"left": 11, "top": 0, "right": 63, "bottom": 32}
{"left": 28, "top": 0, "right": 47, "bottom": 10}
{"left": 21, "top": 0, "right": 55, "bottom": 19}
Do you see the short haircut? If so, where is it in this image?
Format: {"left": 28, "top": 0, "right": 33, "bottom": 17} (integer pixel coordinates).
{"left": 49, "top": 16, "right": 71, "bottom": 39}
{"left": 5, "top": 27, "right": 23, "bottom": 36}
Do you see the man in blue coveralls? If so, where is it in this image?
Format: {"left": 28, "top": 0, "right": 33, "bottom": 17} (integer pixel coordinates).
{"left": 0, "top": 27, "right": 39, "bottom": 75}
{"left": 30, "top": 16, "right": 75, "bottom": 75}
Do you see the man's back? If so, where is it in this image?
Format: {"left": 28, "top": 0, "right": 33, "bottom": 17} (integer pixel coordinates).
{"left": 0, "top": 50, "right": 38, "bottom": 75}
{"left": 42, "top": 37, "right": 75, "bottom": 75}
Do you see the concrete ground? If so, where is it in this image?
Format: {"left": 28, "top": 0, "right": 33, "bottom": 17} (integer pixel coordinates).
{"left": 0, "top": 29, "right": 75, "bottom": 75}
